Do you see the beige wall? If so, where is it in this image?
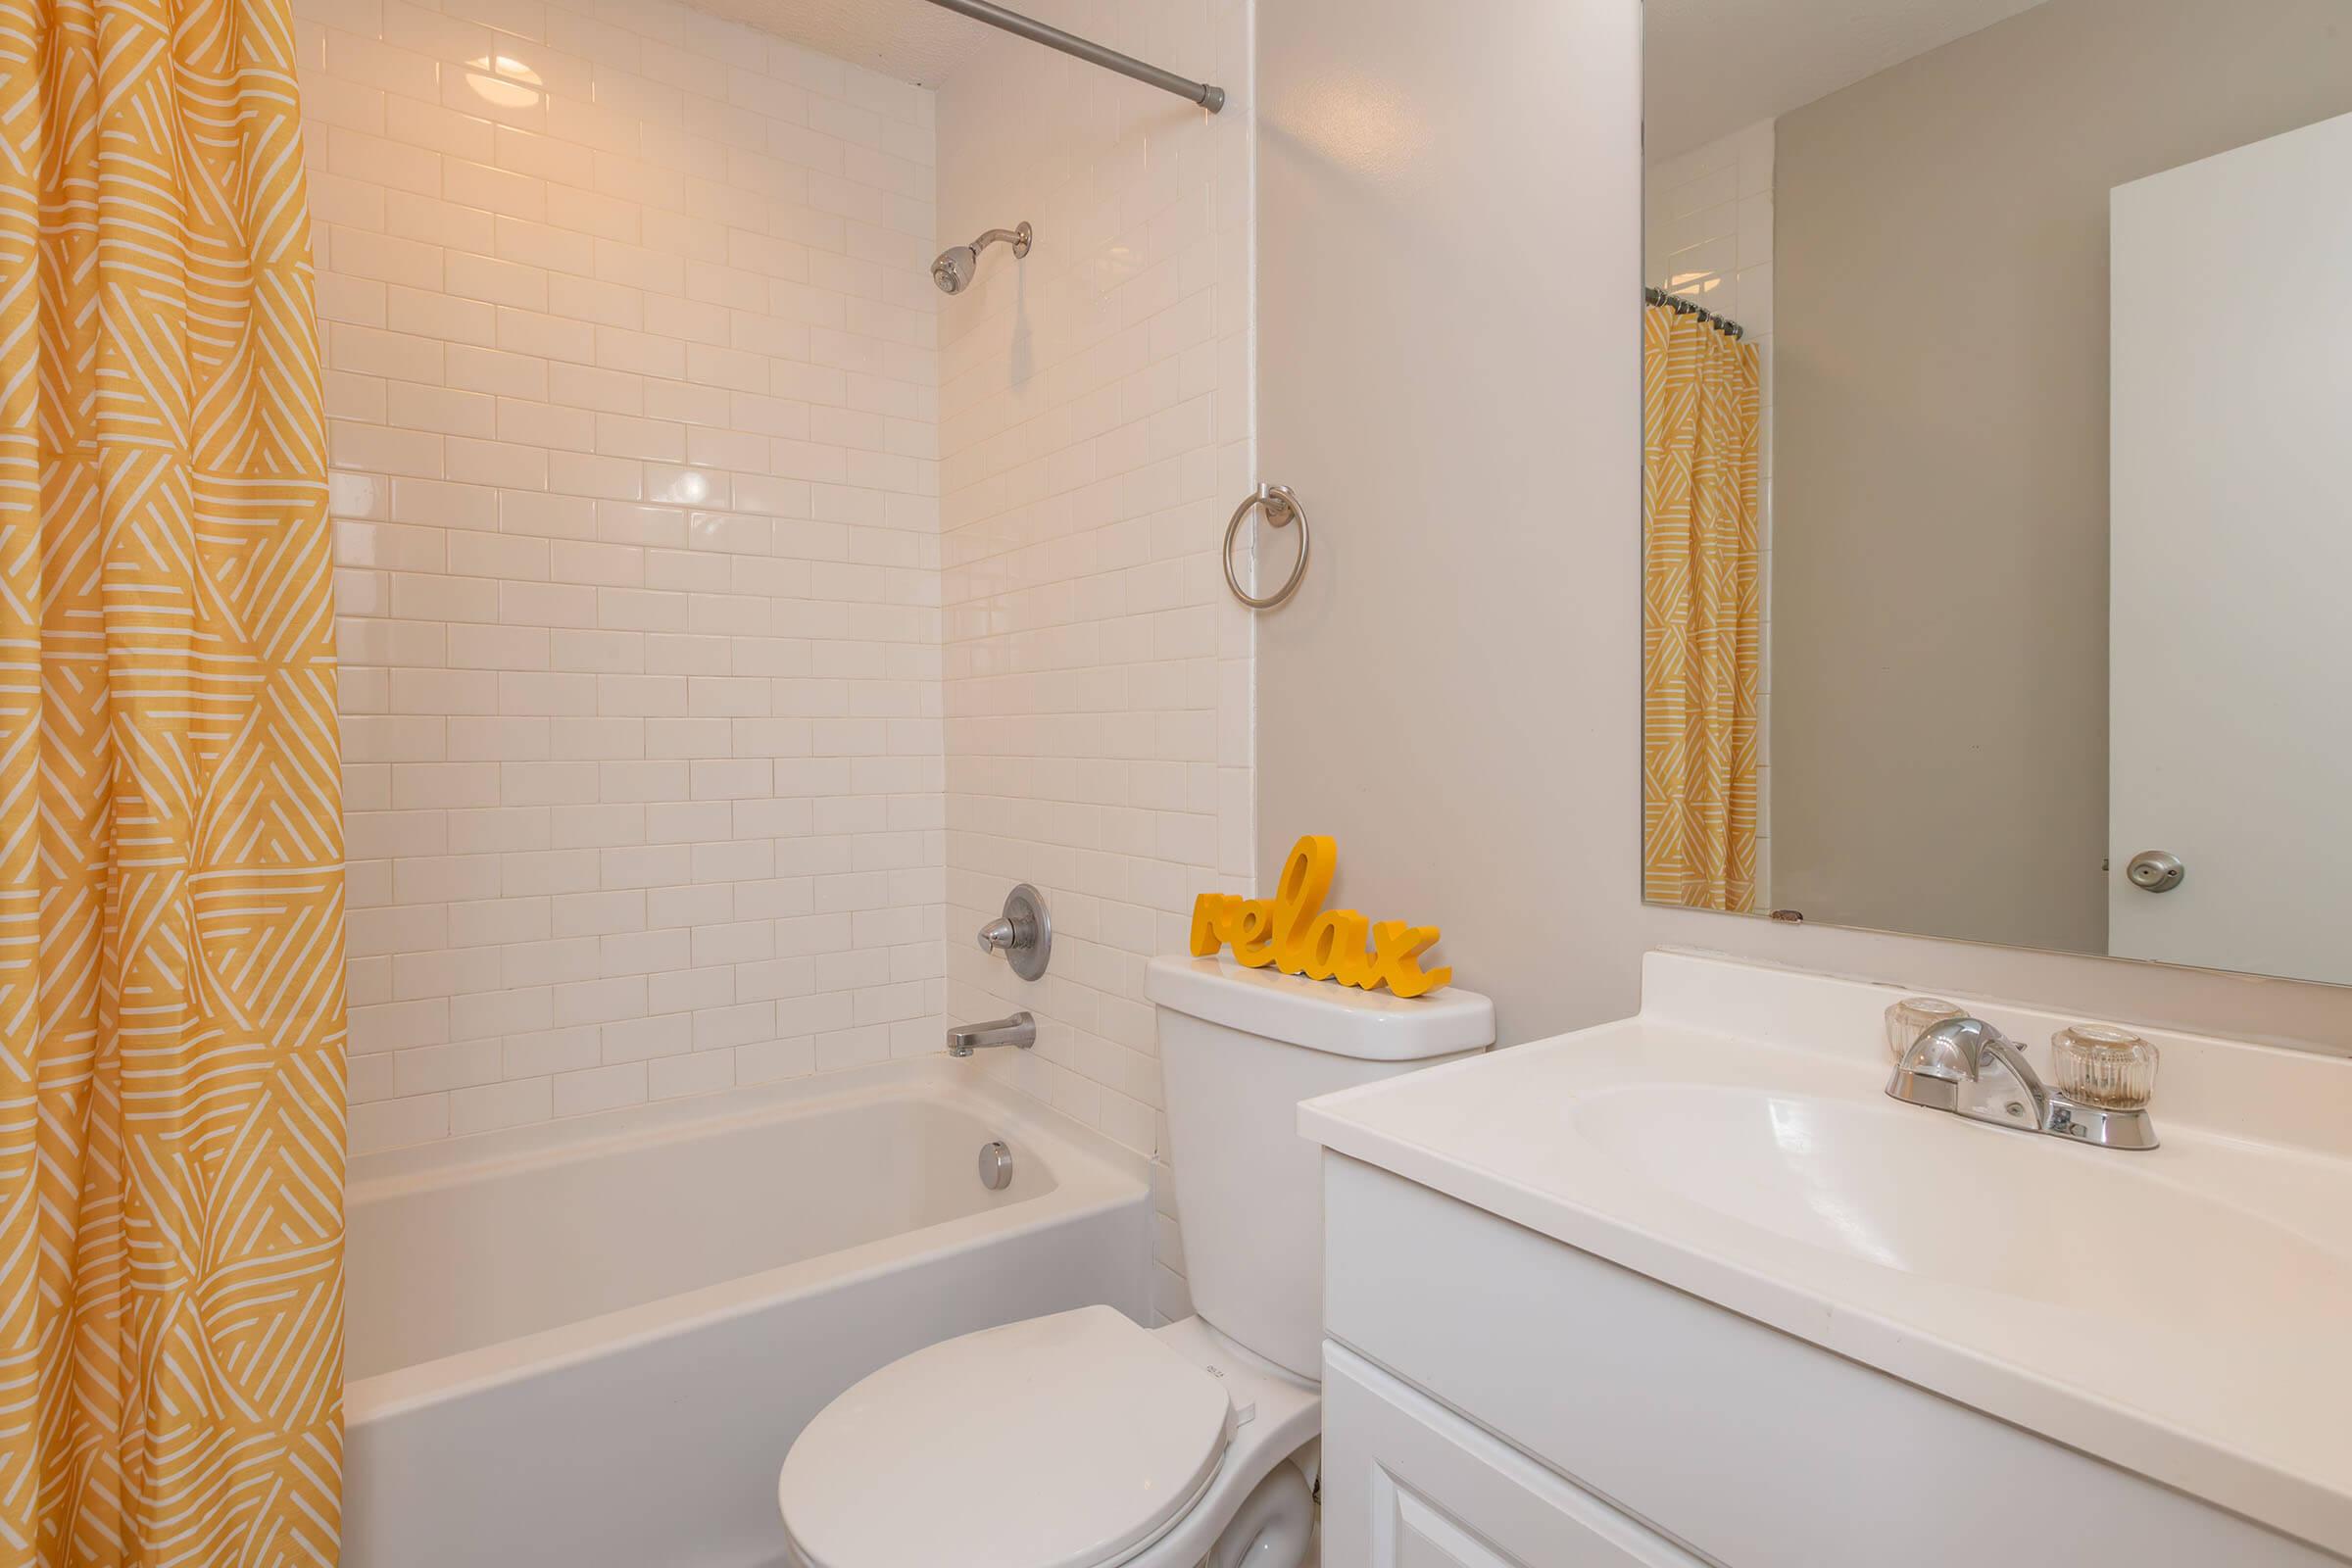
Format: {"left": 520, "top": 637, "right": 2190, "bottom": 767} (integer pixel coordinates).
{"left": 1254, "top": 0, "right": 2352, "bottom": 1059}
{"left": 1768, "top": 0, "right": 2352, "bottom": 954}
{"left": 1255, "top": 0, "right": 1645, "bottom": 1045}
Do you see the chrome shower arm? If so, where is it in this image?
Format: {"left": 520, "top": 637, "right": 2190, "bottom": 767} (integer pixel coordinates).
{"left": 966, "top": 223, "right": 1032, "bottom": 259}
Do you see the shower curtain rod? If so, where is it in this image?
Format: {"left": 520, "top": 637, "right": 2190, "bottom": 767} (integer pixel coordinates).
{"left": 917, "top": 0, "right": 1225, "bottom": 112}
{"left": 1645, "top": 285, "right": 1745, "bottom": 340}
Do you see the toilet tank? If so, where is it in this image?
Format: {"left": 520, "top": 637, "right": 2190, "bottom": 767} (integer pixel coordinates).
{"left": 1146, "top": 956, "right": 1494, "bottom": 1379}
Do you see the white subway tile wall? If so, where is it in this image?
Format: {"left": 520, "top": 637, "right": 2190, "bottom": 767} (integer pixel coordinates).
{"left": 1646, "top": 120, "right": 1774, "bottom": 907}
{"left": 934, "top": 3, "right": 1256, "bottom": 1323}
{"left": 299, "top": 0, "right": 950, "bottom": 1153}
{"left": 302, "top": 0, "right": 1255, "bottom": 1316}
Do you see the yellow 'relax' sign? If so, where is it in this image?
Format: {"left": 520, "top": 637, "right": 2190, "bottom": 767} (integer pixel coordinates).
{"left": 1189, "top": 835, "right": 1451, "bottom": 998}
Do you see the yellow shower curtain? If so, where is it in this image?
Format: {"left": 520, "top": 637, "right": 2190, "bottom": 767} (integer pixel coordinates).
{"left": 1642, "top": 305, "right": 1761, "bottom": 912}
{"left": 0, "top": 0, "right": 345, "bottom": 1557}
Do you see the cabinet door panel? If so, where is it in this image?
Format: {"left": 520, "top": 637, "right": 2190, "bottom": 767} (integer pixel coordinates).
{"left": 1323, "top": 1343, "right": 1709, "bottom": 1568}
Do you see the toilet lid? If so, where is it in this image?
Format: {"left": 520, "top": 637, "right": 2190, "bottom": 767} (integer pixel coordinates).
{"left": 778, "top": 1305, "right": 1233, "bottom": 1568}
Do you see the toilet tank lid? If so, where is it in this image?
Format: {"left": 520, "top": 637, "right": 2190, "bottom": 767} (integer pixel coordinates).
{"left": 1147, "top": 956, "right": 1495, "bottom": 1059}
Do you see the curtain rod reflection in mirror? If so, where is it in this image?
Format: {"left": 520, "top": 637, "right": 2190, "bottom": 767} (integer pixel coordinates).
{"left": 917, "top": 0, "right": 1226, "bottom": 112}
{"left": 1644, "top": 286, "right": 1745, "bottom": 340}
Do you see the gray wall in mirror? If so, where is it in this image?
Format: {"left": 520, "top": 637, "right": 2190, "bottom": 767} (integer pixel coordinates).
{"left": 1772, "top": 0, "right": 2352, "bottom": 954}
{"left": 1653, "top": 0, "right": 2352, "bottom": 981}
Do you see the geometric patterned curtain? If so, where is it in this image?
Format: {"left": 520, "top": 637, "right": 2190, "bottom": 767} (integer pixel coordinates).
{"left": 0, "top": 0, "right": 345, "bottom": 1555}
{"left": 1642, "top": 304, "right": 1761, "bottom": 912}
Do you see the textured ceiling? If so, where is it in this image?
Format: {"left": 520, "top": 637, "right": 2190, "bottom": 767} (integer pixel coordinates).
{"left": 686, "top": 0, "right": 1007, "bottom": 86}
{"left": 1646, "top": 0, "right": 2052, "bottom": 161}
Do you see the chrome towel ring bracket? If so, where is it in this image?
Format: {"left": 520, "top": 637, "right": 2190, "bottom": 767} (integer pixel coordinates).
{"left": 1224, "top": 483, "right": 1310, "bottom": 609}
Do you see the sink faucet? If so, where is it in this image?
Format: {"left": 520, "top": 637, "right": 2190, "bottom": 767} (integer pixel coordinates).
{"left": 948, "top": 1011, "right": 1036, "bottom": 1057}
{"left": 1888, "top": 1016, "right": 2157, "bottom": 1151}
{"left": 1892, "top": 1016, "right": 2046, "bottom": 1129}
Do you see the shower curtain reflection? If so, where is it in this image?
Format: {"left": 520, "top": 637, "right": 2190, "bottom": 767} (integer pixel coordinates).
{"left": 1642, "top": 303, "right": 1762, "bottom": 913}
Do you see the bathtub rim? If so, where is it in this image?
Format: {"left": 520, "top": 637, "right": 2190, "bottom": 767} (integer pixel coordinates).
{"left": 344, "top": 1057, "right": 1152, "bottom": 1424}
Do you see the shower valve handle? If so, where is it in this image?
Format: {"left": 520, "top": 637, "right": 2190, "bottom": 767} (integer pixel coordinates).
{"left": 975, "top": 884, "right": 1052, "bottom": 981}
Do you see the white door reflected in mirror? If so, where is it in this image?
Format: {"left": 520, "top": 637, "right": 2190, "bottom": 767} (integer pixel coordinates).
{"left": 2109, "top": 108, "right": 2352, "bottom": 988}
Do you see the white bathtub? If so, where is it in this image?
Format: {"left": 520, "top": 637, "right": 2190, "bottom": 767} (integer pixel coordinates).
{"left": 342, "top": 1058, "right": 1152, "bottom": 1568}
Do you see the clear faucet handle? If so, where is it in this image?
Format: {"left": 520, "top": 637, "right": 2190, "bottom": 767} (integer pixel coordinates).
{"left": 2051, "top": 1025, "right": 2158, "bottom": 1109}
{"left": 1886, "top": 996, "right": 1966, "bottom": 1060}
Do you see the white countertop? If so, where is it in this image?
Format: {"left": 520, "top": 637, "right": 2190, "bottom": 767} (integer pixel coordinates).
{"left": 1298, "top": 950, "right": 2352, "bottom": 1560}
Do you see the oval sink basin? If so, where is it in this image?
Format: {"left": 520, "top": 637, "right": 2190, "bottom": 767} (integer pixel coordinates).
{"left": 1571, "top": 1083, "right": 2352, "bottom": 1327}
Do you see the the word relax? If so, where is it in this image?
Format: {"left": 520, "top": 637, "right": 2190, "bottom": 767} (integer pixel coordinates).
{"left": 1188, "top": 835, "right": 1451, "bottom": 999}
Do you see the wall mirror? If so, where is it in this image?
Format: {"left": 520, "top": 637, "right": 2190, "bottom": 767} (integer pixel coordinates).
{"left": 1638, "top": 0, "right": 2352, "bottom": 988}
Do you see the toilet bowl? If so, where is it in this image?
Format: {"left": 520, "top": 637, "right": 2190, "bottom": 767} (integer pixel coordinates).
{"left": 777, "top": 956, "right": 1495, "bottom": 1568}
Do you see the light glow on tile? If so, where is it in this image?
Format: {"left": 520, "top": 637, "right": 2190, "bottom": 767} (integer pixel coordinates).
{"left": 465, "top": 55, "right": 542, "bottom": 109}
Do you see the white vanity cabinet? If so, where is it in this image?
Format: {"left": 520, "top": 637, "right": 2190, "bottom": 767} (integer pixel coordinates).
{"left": 1298, "top": 954, "right": 2352, "bottom": 1565}
{"left": 1317, "top": 1155, "right": 2341, "bottom": 1567}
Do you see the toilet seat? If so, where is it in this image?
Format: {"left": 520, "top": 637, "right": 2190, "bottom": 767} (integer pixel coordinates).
{"left": 777, "top": 1306, "right": 1235, "bottom": 1568}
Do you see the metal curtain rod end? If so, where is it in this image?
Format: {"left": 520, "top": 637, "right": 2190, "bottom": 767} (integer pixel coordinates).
{"left": 1643, "top": 283, "right": 1745, "bottom": 340}
{"left": 917, "top": 0, "right": 1225, "bottom": 114}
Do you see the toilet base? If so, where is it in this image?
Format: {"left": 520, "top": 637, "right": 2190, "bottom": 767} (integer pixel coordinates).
{"left": 1116, "top": 1316, "right": 1322, "bottom": 1568}
{"left": 1202, "top": 1459, "right": 1314, "bottom": 1568}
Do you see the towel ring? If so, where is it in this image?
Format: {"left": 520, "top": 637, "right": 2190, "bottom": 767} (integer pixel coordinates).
{"left": 1223, "top": 483, "right": 1310, "bottom": 609}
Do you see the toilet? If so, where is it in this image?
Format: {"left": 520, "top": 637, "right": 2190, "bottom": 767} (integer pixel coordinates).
{"left": 775, "top": 954, "right": 1495, "bottom": 1568}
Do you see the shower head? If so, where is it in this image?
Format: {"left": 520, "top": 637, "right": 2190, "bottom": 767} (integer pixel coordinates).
{"left": 933, "top": 220, "right": 1032, "bottom": 294}
{"left": 931, "top": 246, "right": 977, "bottom": 295}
